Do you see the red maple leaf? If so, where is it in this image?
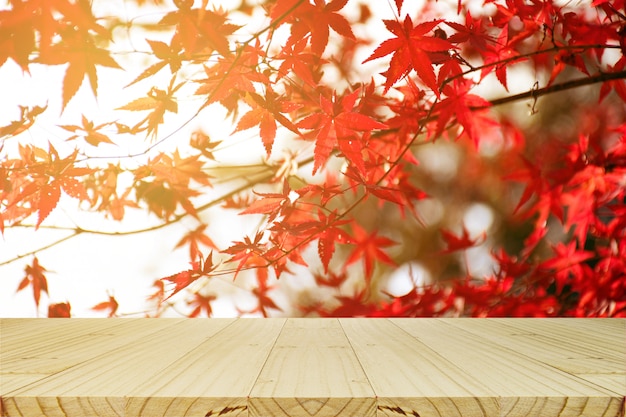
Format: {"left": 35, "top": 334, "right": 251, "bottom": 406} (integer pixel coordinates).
{"left": 433, "top": 78, "right": 492, "bottom": 146}
{"left": 91, "top": 294, "right": 119, "bottom": 317}
{"left": 297, "top": 89, "right": 387, "bottom": 174}
{"left": 345, "top": 223, "right": 397, "bottom": 282}
{"left": 251, "top": 275, "right": 282, "bottom": 317}
{"left": 314, "top": 271, "right": 348, "bottom": 287}
{"left": 362, "top": 16, "right": 453, "bottom": 94}
{"left": 439, "top": 226, "right": 485, "bottom": 253}
{"left": 599, "top": 58, "right": 626, "bottom": 103}
{"left": 194, "top": 44, "right": 268, "bottom": 112}
{"left": 175, "top": 224, "right": 218, "bottom": 261}
{"left": 234, "top": 89, "right": 302, "bottom": 157}
{"left": 239, "top": 179, "right": 293, "bottom": 223}
{"left": 186, "top": 293, "right": 216, "bottom": 317}
{"left": 322, "top": 289, "right": 375, "bottom": 317}
{"left": 161, "top": 252, "right": 216, "bottom": 301}
{"left": 446, "top": 11, "right": 493, "bottom": 52}
{"left": 296, "top": 173, "right": 343, "bottom": 206}
{"left": 315, "top": 210, "right": 352, "bottom": 273}
{"left": 538, "top": 241, "right": 595, "bottom": 277}
{"left": 48, "top": 302, "right": 71, "bottom": 318}
{"left": 223, "top": 232, "right": 267, "bottom": 280}
{"left": 479, "top": 26, "right": 525, "bottom": 91}
{"left": 17, "top": 257, "right": 49, "bottom": 308}
{"left": 275, "top": 39, "right": 325, "bottom": 87}
{"left": 547, "top": 46, "right": 589, "bottom": 86}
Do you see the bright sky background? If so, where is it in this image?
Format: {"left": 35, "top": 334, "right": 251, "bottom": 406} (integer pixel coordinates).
{"left": 0, "top": 0, "right": 503, "bottom": 317}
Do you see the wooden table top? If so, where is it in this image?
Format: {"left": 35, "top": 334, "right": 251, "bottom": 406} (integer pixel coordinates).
{"left": 1, "top": 318, "right": 624, "bottom": 417}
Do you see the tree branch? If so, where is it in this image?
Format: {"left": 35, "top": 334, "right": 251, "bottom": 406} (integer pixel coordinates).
{"left": 479, "top": 69, "right": 626, "bottom": 110}
{"left": 441, "top": 44, "right": 622, "bottom": 89}
{"left": 0, "top": 231, "right": 81, "bottom": 267}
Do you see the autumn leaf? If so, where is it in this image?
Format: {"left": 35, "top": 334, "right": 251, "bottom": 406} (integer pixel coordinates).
{"left": 479, "top": 26, "right": 524, "bottom": 91}
{"left": 275, "top": 39, "right": 325, "bottom": 86}
{"left": 315, "top": 210, "right": 352, "bottom": 273}
{"left": 161, "top": 270, "right": 200, "bottom": 301}
{"left": 59, "top": 115, "right": 115, "bottom": 147}
{"left": 17, "top": 257, "right": 49, "bottom": 308}
{"left": 175, "top": 224, "right": 218, "bottom": 261}
{"left": 186, "top": 293, "right": 216, "bottom": 317}
{"left": 37, "top": 181, "right": 61, "bottom": 228}
{"left": 394, "top": 0, "right": 403, "bottom": 14}
{"left": 126, "top": 38, "right": 183, "bottom": 87}
{"left": 0, "top": 104, "right": 47, "bottom": 138}
{"left": 548, "top": 47, "right": 589, "bottom": 86}
{"left": 599, "top": 58, "right": 626, "bottom": 102}
{"left": 132, "top": 149, "right": 211, "bottom": 220}
{"left": 0, "top": 3, "right": 38, "bottom": 71}
{"left": 433, "top": 78, "right": 493, "bottom": 145}
{"left": 38, "top": 23, "right": 121, "bottom": 111}
{"left": 345, "top": 223, "right": 397, "bottom": 282}
{"left": 148, "top": 279, "right": 165, "bottom": 305}
{"left": 322, "top": 289, "right": 374, "bottom": 317}
{"left": 159, "top": 4, "right": 239, "bottom": 58}
{"left": 194, "top": 45, "right": 268, "bottom": 112}
{"left": 234, "top": 89, "right": 302, "bottom": 157}
{"left": 314, "top": 271, "right": 348, "bottom": 287}
{"left": 223, "top": 232, "right": 267, "bottom": 280}
{"left": 34, "top": 146, "right": 93, "bottom": 229}
{"left": 117, "top": 78, "right": 183, "bottom": 139}
{"left": 271, "top": 0, "right": 355, "bottom": 56}
{"left": 439, "top": 226, "right": 485, "bottom": 254}
{"left": 91, "top": 294, "right": 119, "bottom": 317}
{"left": 48, "top": 302, "right": 71, "bottom": 318}
{"left": 297, "top": 89, "right": 387, "bottom": 174}
{"left": 190, "top": 130, "right": 222, "bottom": 161}
{"left": 446, "top": 11, "right": 493, "bottom": 52}
{"left": 362, "top": 16, "right": 453, "bottom": 94}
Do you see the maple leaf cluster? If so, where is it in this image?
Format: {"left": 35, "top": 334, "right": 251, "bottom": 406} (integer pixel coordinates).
{"left": 1, "top": 0, "right": 625, "bottom": 318}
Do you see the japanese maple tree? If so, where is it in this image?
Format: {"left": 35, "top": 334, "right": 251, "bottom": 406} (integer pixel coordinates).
{"left": 1, "top": 0, "right": 625, "bottom": 318}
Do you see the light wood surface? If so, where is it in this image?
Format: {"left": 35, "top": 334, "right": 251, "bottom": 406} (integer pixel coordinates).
{"left": 1, "top": 318, "right": 624, "bottom": 417}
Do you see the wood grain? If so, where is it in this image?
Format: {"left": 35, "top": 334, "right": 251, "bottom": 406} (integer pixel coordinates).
{"left": 1, "top": 318, "right": 624, "bottom": 417}
{"left": 390, "top": 318, "right": 624, "bottom": 417}
{"left": 249, "top": 318, "right": 375, "bottom": 417}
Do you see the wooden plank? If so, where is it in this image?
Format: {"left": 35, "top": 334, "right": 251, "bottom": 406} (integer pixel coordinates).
{"left": 390, "top": 318, "right": 624, "bottom": 417}
{"left": 340, "top": 318, "right": 500, "bottom": 417}
{"left": 1, "top": 319, "right": 134, "bottom": 361}
{"left": 2, "top": 319, "right": 154, "bottom": 368}
{"left": 445, "top": 319, "right": 626, "bottom": 397}
{"left": 249, "top": 318, "right": 376, "bottom": 417}
{"left": 1, "top": 319, "right": 169, "bottom": 394}
{"left": 573, "top": 374, "right": 626, "bottom": 396}
{"left": 2, "top": 319, "right": 235, "bottom": 417}
{"left": 444, "top": 318, "right": 625, "bottom": 374}
{"left": 125, "top": 318, "right": 285, "bottom": 417}
{"left": 491, "top": 318, "right": 626, "bottom": 360}
{"left": 482, "top": 318, "right": 626, "bottom": 397}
